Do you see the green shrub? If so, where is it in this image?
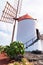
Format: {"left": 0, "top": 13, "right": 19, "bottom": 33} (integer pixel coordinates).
{"left": 4, "top": 41, "right": 25, "bottom": 59}
{"left": 0, "top": 46, "right": 4, "bottom": 53}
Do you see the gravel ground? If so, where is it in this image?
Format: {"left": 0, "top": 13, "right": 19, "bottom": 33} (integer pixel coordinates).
{"left": 24, "top": 52, "right": 43, "bottom": 65}
{"left": 0, "top": 52, "right": 43, "bottom": 65}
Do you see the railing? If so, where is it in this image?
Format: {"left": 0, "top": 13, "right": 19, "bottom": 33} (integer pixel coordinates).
{"left": 24, "top": 36, "right": 39, "bottom": 49}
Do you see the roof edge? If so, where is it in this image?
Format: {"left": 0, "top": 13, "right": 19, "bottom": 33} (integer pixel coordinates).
{"left": 18, "top": 14, "right": 37, "bottom": 22}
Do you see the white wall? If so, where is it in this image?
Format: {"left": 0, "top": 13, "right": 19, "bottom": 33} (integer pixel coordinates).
{"left": 16, "top": 19, "right": 37, "bottom": 51}
{"left": 40, "top": 40, "right": 43, "bottom": 51}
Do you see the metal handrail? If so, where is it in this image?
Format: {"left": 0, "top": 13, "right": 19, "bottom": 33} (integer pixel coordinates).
{"left": 24, "top": 36, "right": 39, "bottom": 49}
{"left": 24, "top": 36, "right": 36, "bottom": 44}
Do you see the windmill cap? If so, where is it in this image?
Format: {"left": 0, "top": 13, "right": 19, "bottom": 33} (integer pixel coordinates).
{"left": 18, "top": 14, "right": 37, "bottom": 22}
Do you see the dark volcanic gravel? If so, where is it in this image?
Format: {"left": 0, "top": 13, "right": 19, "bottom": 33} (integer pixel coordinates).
{"left": 24, "top": 51, "right": 43, "bottom": 65}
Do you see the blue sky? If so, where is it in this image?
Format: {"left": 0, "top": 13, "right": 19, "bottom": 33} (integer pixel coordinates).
{"left": 0, "top": 0, "right": 43, "bottom": 46}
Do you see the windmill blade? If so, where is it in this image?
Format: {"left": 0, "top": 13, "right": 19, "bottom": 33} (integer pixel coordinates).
{"left": 0, "top": 1, "right": 17, "bottom": 23}
{"left": 15, "top": 0, "right": 23, "bottom": 17}
{"left": 2, "top": 1, "right": 16, "bottom": 17}
{"left": 0, "top": 15, "right": 14, "bottom": 24}
{"left": 14, "top": 0, "right": 19, "bottom": 9}
{"left": 7, "top": 2, "right": 16, "bottom": 12}
{"left": 17, "top": 0, "right": 23, "bottom": 15}
{"left": 3, "top": 11, "right": 15, "bottom": 19}
{"left": 3, "top": 7, "right": 16, "bottom": 17}
{"left": 3, "top": 1, "right": 16, "bottom": 17}
{"left": 0, "top": 18, "right": 13, "bottom": 24}
{"left": 0, "top": 11, "right": 17, "bottom": 23}
{"left": 3, "top": 11, "right": 15, "bottom": 18}
{"left": 1, "top": 16, "right": 14, "bottom": 21}
{"left": 0, "top": 0, "right": 23, "bottom": 23}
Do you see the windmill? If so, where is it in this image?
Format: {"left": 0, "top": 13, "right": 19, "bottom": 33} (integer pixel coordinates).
{"left": 0, "top": 0, "right": 23, "bottom": 42}
{"left": 0, "top": 0, "right": 42, "bottom": 50}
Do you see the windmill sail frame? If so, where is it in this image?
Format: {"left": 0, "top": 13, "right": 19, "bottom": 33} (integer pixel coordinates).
{"left": 0, "top": 0, "right": 23, "bottom": 42}
{"left": 0, "top": 1, "right": 17, "bottom": 23}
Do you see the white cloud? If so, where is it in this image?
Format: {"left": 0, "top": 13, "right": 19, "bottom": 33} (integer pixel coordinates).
{"left": 0, "top": 22, "right": 13, "bottom": 46}
{"left": 0, "top": 31, "right": 11, "bottom": 46}
{"left": 0, "top": 22, "right": 13, "bottom": 34}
